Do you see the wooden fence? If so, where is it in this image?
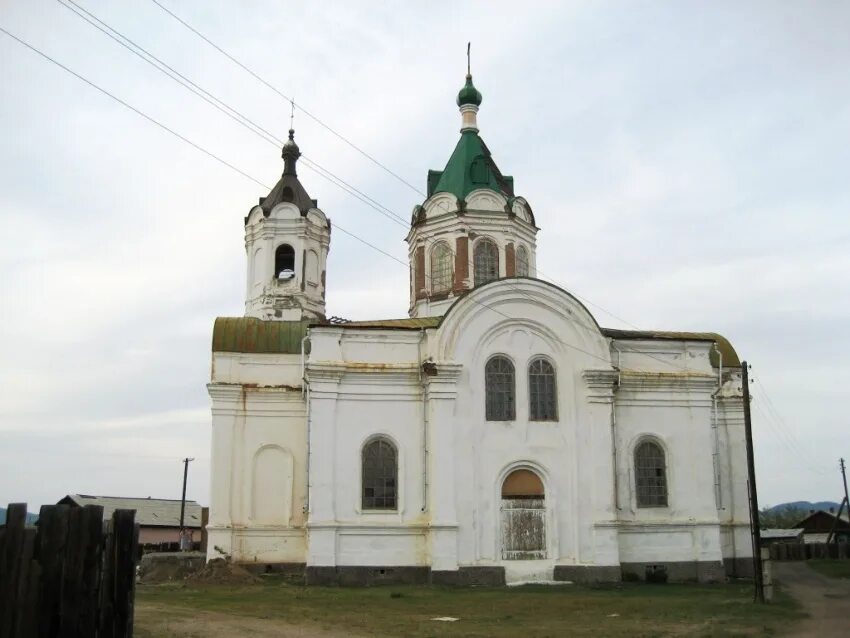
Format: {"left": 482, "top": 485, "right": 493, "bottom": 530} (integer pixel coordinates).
{"left": 768, "top": 542, "right": 850, "bottom": 561}
{"left": 0, "top": 502, "right": 139, "bottom": 638}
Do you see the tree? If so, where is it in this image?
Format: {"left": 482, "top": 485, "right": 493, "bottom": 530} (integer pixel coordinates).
{"left": 760, "top": 504, "right": 803, "bottom": 528}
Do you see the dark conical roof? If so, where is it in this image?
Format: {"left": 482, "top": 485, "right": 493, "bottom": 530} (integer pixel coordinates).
{"left": 256, "top": 129, "right": 317, "bottom": 218}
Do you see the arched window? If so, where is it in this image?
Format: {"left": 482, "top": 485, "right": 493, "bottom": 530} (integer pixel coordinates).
{"left": 635, "top": 440, "right": 668, "bottom": 508}
{"left": 485, "top": 356, "right": 515, "bottom": 421}
{"left": 474, "top": 239, "right": 499, "bottom": 286}
{"left": 516, "top": 245, "right": 530, "bottom": 277}
{"left": 430, "top": 242, "right": 453, "bottom": 293}
{"left": 362, "top": 438, "right": 397, "bottom": 510}
{"left": 275, "top": 244, "right": 295, "bottom": 277}
{"left": 529, "top": 358, "right": 557, "bottom": 421}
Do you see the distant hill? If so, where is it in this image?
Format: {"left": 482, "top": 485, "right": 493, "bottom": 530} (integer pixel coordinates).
{"left": 0, "top": 507, "right": 39, "bottom": 525}
{"left": 768, "top": 501, "right": 842, "bottom": 514}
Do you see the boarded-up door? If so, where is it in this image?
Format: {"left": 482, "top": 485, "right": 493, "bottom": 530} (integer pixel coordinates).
{"left": 501, "top": 498, "right": 546, "bottom": 559}
{"left": 500, "top": 469, "right": 546, "bottom": 560}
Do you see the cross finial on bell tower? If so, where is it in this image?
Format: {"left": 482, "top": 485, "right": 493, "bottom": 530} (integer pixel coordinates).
{"left": 467, "top": 42, "right": 471, "bottom": 76}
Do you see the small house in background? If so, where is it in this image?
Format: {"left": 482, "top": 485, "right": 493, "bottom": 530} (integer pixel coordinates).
{"left": 760, "top": 528, "right": 804, "bottom": 546}
{"left": 793, "top": 509, "right": 850, "bottom": 544}
{"left": 58, "top": 494, "right": 203, "bottom": 550}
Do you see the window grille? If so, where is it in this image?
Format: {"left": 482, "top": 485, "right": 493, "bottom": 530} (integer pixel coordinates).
{"left": 516, "top": 245, "right": 530, "bottom": 277}
{"left": 362, "top": 438, "right": 397, "bottom": 510}
{"left": 529, "top": 358, "right": 557, "bottom": 421}
{"left": 474, "top": 239, "right": 499, "bottom": 286}
{"left": 635, "top": 441, "right": 668, "bottom": 507}
{"left": 275, "top": 244, "right": 295, "bottom": 276}
{"left": 485, "top": 356, "right": 516, "bottom": 421}
{"left": 430, "top": 242, "right": 453, "bottom": 293}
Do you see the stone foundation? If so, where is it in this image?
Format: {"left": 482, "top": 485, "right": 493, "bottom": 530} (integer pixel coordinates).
{"left": 620, "top": 560, "right": 725, "bottom": 583}
{"left": 553, "top": 565, "right": 620, "bottom": 584}
{"left": 242, "top": 562, "right": 306, "bottom": 583}
{"left": 305, "top": 565, "right": 430, "bottom": 586}
{"left": 724, "top": 557, "right": 754, "bottom": 579}
{"left": 304, "top": 565, "right": 506, "bottom": 586}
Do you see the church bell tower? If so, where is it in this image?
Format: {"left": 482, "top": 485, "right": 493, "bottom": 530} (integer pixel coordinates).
{"left": 243, "top": 129, "right": 331, "bottom": 321}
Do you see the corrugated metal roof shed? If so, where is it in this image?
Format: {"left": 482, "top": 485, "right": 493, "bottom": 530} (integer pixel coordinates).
{"left": 760, "top": 528, "right": 804, "bottom": 540}
{"left": 58, "top": 495, "right": 202, "bottom": 528}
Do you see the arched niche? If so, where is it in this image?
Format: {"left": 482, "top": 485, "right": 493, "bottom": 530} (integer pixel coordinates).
{"left": 251, "top": 445, "right": 294, "bottom": 525}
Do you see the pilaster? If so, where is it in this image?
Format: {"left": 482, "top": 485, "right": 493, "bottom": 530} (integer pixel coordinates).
{"left": 425, "top": 362, "right": 463, "bottom": 571}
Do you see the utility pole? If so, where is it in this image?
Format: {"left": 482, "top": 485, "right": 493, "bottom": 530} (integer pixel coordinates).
{"left": 179, "top": 457, "right": 194, "bottom": 534}
{"left": 828, "top": 458, "right": 850, "bottom": 544}
{"left": 741, "top": 361, "right": 765, "bottom": 603}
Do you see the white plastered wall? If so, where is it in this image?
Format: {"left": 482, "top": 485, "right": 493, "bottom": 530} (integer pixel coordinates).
{"left": 206, "top": 352, "right": 308, "bottom": 564}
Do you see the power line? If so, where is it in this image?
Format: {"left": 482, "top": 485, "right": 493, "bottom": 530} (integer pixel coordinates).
{"left": 2, "top": 20, "right": 771, "bottom": 382}
{"left": 55, "top": 0, "right": 602, "bottom": 340}
{"left": 54, "top": 0, "right": 708, "bottom": 376}
{"left": 56, "top": 0, "right": 411, "bottom": 231}
{"left": 0, "top": 25, "right": 617, "bottom": 369}
{"left": 147, "top": 0, "right": 426, "bottom": 197}
{"left": 138, "top": 0, "right": 659, "bottom": 337}
{"left": 0, "top": 25, "right": 267, "bottom": 189}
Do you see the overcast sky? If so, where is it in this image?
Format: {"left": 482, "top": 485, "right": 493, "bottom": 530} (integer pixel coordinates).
{"left": 1, "top": 0, "right": 848, "bottom": 511}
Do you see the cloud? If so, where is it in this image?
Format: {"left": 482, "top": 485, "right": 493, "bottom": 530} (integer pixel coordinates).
{"left": 1, "top": 0, "right": 848, "bottom": 509}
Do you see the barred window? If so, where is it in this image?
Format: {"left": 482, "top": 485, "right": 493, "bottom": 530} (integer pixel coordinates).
{"left": 516, "top": 245, "right": 530, "bottom": 277}
{"left": 430, "top": 242, "right": 453, "bottom": 293}
{"left": 362, "top": 438, "right": 397, "bottom": 510}
{"left": 474, "top": 239, "right": 499, "bottom": 286}
{"left": 485, "top": 356, "right": 515, "bottom": 421}
{"left": 635, "top": 441, "right": 668, "bottom": 508}
{"left": 529, "top": 358, "right": 557, "bottom": 421}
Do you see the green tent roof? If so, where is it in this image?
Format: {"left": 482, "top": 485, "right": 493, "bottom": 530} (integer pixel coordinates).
{"left": 427, "top": 130, "right": 514, "bottom": 200}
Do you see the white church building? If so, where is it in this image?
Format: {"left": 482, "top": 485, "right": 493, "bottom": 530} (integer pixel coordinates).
{"left": 206, "top": 72, "right": 753, "bottom": 585}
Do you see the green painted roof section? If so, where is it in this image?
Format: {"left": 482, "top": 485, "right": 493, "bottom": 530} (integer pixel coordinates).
{"left": 427, "top": 130, "right": 514, "bottom": 200}
{"left": 212, "top": 317, "right": 310, "bottom": 354}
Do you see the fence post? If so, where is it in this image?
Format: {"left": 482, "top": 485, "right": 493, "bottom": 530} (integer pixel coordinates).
{"left": 79, "top": 505, "right": 105, "bottom": 637}
{"left": 0, "top": 503, "right": 28, "bottom": 636}
{"left": 761, "top": 547, "right": 773, "bottom": 602}
{"left": 37, "top": 503, "right": 71, "bottom": 637}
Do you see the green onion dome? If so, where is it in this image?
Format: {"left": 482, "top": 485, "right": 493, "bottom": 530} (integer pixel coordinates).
{"left": 456, "top": 74, "right": 482, "bottom": 107}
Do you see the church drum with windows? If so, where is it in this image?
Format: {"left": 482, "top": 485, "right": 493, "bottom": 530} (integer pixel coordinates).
{"left": 206, "top": 71, "right": 752, "bottom": 585}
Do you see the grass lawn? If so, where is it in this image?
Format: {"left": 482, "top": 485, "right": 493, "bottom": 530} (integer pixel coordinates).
{"left": 135, "top": 577, "right": 804, "bottom": 638}
{"left": 807, "top": 559, "right": 850, "bottom": 580}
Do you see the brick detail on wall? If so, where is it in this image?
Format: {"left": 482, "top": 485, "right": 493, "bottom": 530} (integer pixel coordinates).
{"left": 454, "top": 236, "right": 469, "bottom": 293}
{"left": 415, "top": 245, "right": 426, "bottom": 299}
{"left": 505, "top": 242, "right": 516, "bottom": 277}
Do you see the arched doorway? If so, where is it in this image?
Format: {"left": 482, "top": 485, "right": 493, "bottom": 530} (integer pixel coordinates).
{"left": 500, "top": 469, "right": 546, "bottom": 560}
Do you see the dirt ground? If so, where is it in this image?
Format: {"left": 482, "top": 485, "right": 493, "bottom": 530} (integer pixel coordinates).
{"left": 775, "top": 562, "right": 850, "bottom": 638}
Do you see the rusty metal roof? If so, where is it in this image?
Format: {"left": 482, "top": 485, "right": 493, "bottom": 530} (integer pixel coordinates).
{"left": 212, "top": 317, "right": 310, "bottom": 354}
{"left": 211, "top": 317, "right": 739, "bottom": 367}
{"left": 600, "top": 329, "right": 739, "bottom": 367}
{"left": 58, "top": 495, "right": 202, "bottom": 528}
{"left": 335, "top": 317, "right": 442, "bottom": 329}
